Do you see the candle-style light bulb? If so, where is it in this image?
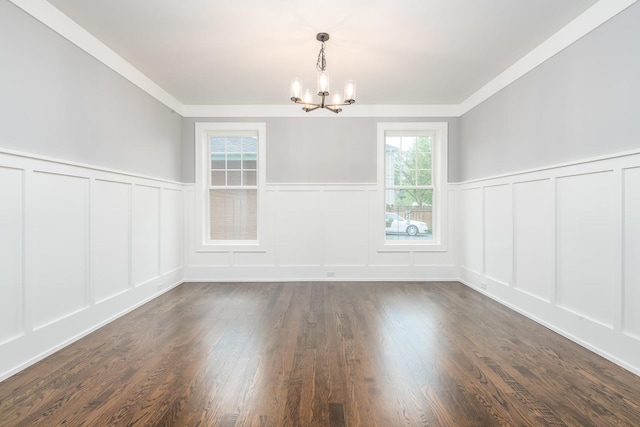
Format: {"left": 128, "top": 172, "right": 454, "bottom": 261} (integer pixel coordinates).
{"left": 290, "top": 78, "right": 302, "bottom": 101}
{"left": 317, "top": 71, "right": 330, "bottom": 95}
{"left": 344, "top": 80, "right": 356, "bottom": 103}
{"left": 303, "top": 89, "right": 312, "bottom": 106}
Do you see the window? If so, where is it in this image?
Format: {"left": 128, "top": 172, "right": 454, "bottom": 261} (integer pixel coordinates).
{"left": 195, "top": 122, "right": 266, "bottom": 251}
{"left": 377, "top": 122, "right": 448, "bottom": 250}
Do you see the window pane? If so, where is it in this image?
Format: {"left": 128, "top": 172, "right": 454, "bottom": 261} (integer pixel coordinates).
{"left": 402, "top": 152, "right": 416, "bottom": 170}
{"left": 414, "top": 150, "right": 432, "bottom": 168}
{"left": 209, "top": 189, "right": 257, "bottom": 240}
{"left": 386, "top": 136, "right": 401, "bottom": 151}
{"left": 211, "top": 137, "right": 226, "bottom": 153}
{"left": 413, "top": 136, "right": 432, "bottom": 153}
{"left": 242, "top": 153, "right": 257, "bottom": 169}
{"left": 211, "top": 154, "right": 225, "bottom": 170}
{"left": 417, "top": 169, "right": 432, "bottom": 186}
{"left": 243, "top": 170, "right": 257, "bottom": 186}
{"left": 395, "top": 168, "right": 416, "bottom": 186}
{"left": 385, "top": 189, "right": 433, "bottom": 241}
{"left": 227, "top": 158, "right": 241, "bottom": 170}
{"left": 227, "top": 171, "right": 241, "bottom": 185}
{"left": 242, "top": 136, "right": 257, "bottom": 152}
{"left": 227, "top": 137, "right": 242, "bottom": 152}
{"left": 211, "top": 171, "right": 226, "bottom": 186}
{"left": 400, "top": 136, "right": 417, "bottom": 153}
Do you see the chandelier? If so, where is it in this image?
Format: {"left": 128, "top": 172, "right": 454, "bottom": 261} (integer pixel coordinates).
{"left": 290, "top": 33, "right": 356, "bottom": 114}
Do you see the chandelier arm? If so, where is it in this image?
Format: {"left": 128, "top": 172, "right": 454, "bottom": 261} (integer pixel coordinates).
{"left": 325, "top": 100, "right": 356, "bottom": 107}
{"left": 292, "top": 99, "right": 322, "bottom": 108}
{"left": 303, "top": 105, "right": 321, "bottom": 112}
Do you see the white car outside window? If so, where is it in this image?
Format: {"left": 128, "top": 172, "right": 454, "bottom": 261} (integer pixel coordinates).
{"left": 385, "top": 212, "right": 429, "bottom": 236}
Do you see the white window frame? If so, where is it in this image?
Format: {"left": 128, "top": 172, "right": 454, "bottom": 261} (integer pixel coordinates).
{"left": 195, "top": 122, "right": 266, "bottom": 252}
{"left": 377, "top": 122, "right": 448, "bottom": 252}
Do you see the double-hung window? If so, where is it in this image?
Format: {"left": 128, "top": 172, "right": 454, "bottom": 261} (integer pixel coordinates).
{"left": 195, "top": 122, "right": 266, "bottom": 251}
{"left": 377, "top": 122, "right": 448, "bottom": 250}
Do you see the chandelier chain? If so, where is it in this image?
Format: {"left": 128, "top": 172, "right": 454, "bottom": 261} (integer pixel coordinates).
{"left": 316, "top": 41, "right": 326, "bottom": 72}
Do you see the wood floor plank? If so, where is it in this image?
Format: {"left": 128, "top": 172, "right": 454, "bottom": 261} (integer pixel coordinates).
{"left": 1, "top": 281, "right": 640, "bottom": 426}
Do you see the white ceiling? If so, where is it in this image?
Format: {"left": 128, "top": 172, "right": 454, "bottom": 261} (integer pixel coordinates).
{"left": 45, "top": 0, "right": 600, "bottom": 106}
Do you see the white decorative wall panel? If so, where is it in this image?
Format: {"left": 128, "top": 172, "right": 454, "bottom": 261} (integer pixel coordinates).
{"left": 132, "top": 185, "right": 160, "bottom": 286}
{"left": 161, "top": 188, "right": 182, "bottom": 273}
{"left": 484, "top": 185, "right": 512, "bottom": 285}
{"left": 557, "top": 171, "right": 616, "bottom": 327}
{"left": 513, "top": 179, "right": 554, "bottom": 301}
{"left": 323, "top": 190, "right": 368, "bottom": 266}
{"left": 0, "top": 167, "right": 23, "bottom": 343}
{"left": 188, "top": 251, "right": 231, "bottom": 268}
{"left": 273, "top": 190, "right": 323, "bottom": 266}
{"left": 367, "top": 250, "right": 411, "bottom": 267}
{"left": 413, "top": 251, "right": 455, "bottom": 266}
{"left": 458, "top": 151, "right": 640, "bottom": 375}
{"left": 460, "top": 188, "right": 483, "bottom": 273}
{"left": 624, "top": 167, "right": 640, "bottom": 339}
{"left": 0, "top": 150, "right": 184, "bottom": 382}
{"left": 30, "top": 172, "right": 89, "bottom": 329}
{"left": 91, "top": 179, "right": 131, "bottom": 303}
{"left": 233, "top": 251, "right": 275, "bottom": 267}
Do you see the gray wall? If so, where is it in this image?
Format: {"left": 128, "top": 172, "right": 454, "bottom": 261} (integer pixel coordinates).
{"left": 458, "top": 2, "right": 640, "bottom": 182}
{"left": 182, "top": 117, "right": 460, "bottom": 184}
{"left": 0, "top": 1, "right": 183, "bottom": 181}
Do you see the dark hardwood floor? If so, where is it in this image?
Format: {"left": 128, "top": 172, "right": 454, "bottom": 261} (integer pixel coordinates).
{"left": 1, "top": 281, "right": 639, "bottom": 426}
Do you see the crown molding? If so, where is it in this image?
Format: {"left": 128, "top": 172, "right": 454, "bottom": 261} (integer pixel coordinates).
{"left": 9, "top": 0, "right": 637, "bottom": 119}
{"left": 181, "top": 104, "right": 462, "bottom": 118}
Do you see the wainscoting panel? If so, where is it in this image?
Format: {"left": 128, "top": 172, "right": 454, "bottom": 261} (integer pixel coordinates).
{"left": 0, "top": 150, "right": 184, "bottom": 382}
{"left": 273, "top": 190, "right": 324, "bottom": 267}
{"left": 323, "top": 190, "right": 368, "bottom": 267}
{"left": 132, "top": 185, "right": 160, "bottom": 286}
{"left": 92, "top": 179, "right": 131, "bottom": 303}
{"left": 483, "top": 184, "right": 512, "bottom": 286}
{"left": 29, "top": 171, "right": 89, "bottom": 329}
{"left": 556, "top": 171, "right": 616, "bottom": 327}
{"left": 458, "top": 150, "right": 640, "bottom": 375}
{"left": 367, "top": 249, "right": 411, "bottom": 267}
{"left": 624, "top": 166, "right": 640, "bottom": 340}
{"left": 513, "top": 179, "right": 554, "bottom": 302}
{"left": 460, "top": 187, "right": 483, "bottom": 274}
{"left": 161, "top": 188, "right": 183, "bottom": 274}
{"left": 233, "top": 252, "right": 276, "bottom": 267}
{"left": 0, "top": 166, "right": 23, "bottom": 344}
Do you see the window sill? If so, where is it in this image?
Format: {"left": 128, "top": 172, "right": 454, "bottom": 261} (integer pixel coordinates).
{"left": 195, "top": 241, "right": 267, "bottom": 253}
{"left": 378, "top": 240, "right": 447, "bottom": 252}
{"left": 377, "top": 247, "right": 448, "bottom": 253}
